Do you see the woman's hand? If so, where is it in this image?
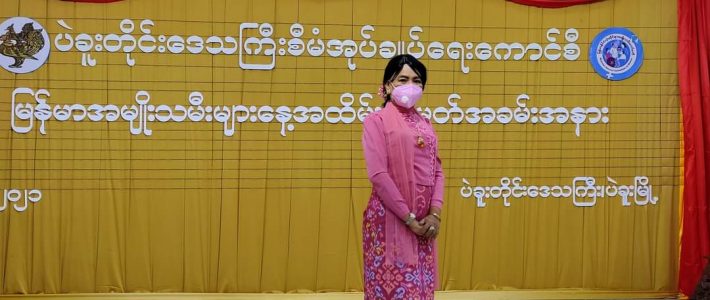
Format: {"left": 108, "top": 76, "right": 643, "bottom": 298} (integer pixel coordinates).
{"left": 419, "top": 215, "right": 440, "bottom": 239}
{"left": 407, "top": 221, "right": 428, "bottom": 236}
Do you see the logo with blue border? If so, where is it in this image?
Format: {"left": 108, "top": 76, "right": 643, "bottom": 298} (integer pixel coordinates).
{"left": 589, "top": 27, "right": 643, "bottom": 81}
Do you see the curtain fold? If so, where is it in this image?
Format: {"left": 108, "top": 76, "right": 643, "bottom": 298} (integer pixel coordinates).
{"left": 678, "top": 0, "right": 710, "bottom": 296}
{"left": 506, "top": 0, "right": 603, "bottom": 8}
{"left": 60, "top": 0, "right": 122, "bottom": 3}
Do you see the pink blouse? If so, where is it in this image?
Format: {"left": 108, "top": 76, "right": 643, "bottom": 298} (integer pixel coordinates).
{"left": 362, "top": 105, "right": 445, "bottom": 221}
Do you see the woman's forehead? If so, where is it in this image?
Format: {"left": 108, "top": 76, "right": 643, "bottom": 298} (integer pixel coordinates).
{"left": 396, "top": 65, "right": 419, "bottom": 78}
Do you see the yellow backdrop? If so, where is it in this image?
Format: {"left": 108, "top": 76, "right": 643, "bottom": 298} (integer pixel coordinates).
{"left": 0, "top": 0, "right": 680, "bottom": 294}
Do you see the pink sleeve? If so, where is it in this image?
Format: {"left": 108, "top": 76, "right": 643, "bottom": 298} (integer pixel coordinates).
{"left": 431, "top": 156, "right": 445, "bottom": 209}
{"left": 362, "top": 115, "right": 411, "bottom": 221}
{"left": 426, "top": 117, "right": 445, "bottom": 209}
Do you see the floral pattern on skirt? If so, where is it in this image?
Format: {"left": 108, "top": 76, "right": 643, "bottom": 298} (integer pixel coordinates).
{"left": 363, "top": 184, "right": 436, "bottom": 300}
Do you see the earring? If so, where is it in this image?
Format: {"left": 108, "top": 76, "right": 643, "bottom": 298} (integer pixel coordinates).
{"left": 377, "top": 85, "right": 386, "bottom": 99}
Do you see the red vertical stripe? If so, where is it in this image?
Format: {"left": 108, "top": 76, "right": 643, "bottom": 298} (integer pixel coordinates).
{"left": 678, "top": 0, "right": 710, "bottom": 296}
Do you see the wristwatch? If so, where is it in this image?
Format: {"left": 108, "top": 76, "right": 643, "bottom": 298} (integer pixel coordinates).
{"left": 404, "top": 212, "right": 416, "bottom": 225}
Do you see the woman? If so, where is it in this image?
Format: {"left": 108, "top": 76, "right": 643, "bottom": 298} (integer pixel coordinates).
{"left": 362, "top": 54, "right": 445, "bottom": 300}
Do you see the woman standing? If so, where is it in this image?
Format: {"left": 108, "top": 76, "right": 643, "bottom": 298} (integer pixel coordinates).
{"left": 362, "top": 54, "right": 445, "bottom": 300}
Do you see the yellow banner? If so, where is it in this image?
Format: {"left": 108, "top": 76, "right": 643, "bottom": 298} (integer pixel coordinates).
{"left": 0, "top": 0, "right": 679, "bottom": 294}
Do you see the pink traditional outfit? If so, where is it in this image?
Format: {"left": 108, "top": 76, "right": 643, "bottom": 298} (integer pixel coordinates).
{"left": 362, "top": 101, "right": 444, "bottom": 300}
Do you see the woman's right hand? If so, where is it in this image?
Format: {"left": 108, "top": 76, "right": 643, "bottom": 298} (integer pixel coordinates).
{"left": 407, "top": 221, "right": 428, "bottom": 236}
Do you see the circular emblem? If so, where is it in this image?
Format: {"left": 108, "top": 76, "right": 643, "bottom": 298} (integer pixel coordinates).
{"left": 0, "top": 17, "right": 50, "bottom": 74}
{"left": 589, "top": 27, "right": 643, "bottom": 81}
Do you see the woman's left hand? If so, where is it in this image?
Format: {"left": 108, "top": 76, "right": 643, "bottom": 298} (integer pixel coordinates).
{"left": 419, "top": 215, "right": 440, "bottom": 239}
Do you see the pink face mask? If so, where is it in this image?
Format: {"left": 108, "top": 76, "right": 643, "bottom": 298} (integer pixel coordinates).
{"left": 391, "top": 84, "right": 423, "bottom": 109}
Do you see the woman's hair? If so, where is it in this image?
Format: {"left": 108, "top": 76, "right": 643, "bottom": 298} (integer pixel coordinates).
{"left": 381, "top": 54, "right": 427, "bottom": 106}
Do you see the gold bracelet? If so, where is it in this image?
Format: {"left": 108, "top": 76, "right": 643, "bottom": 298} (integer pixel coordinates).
{"left": 431, "top": 212, "right": 441, "bottom": 221}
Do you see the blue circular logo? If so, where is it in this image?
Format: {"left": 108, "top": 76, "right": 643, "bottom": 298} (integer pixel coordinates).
{"left": 589, "top": 27, "right": 643, "bottom": 81}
